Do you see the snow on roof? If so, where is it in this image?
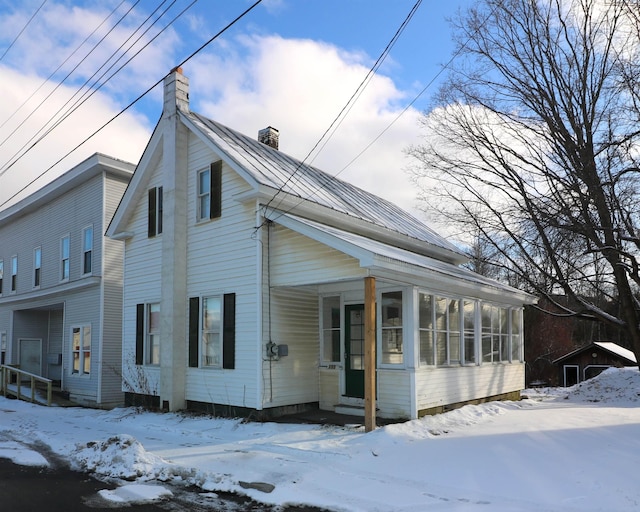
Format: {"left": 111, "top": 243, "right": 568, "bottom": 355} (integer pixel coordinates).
{"left": 593, "top": 342, "right": 637, "bottom": 363}
{"left": 183, "top": 111, "right": 465, "bottom": 259}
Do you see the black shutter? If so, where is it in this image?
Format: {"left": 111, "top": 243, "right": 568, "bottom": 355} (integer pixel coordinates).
{"left": 223, "top": 293, "right": 236, "bottom": 369}
{"left": 157, "top": 186, "right": 163, "bottom": 234}
{"left": 135, "top": 304, "right": 145, "bottom": 365}
{"left": 148, "top": 188, "right": 156, "bottom": 237}
{"left": 210, "top": 161, "right": 222, "bottom": 219}
{"left": 188, "top": 297, "right": 199, "bottom": 368}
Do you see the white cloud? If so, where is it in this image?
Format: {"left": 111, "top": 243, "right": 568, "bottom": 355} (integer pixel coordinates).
{"left": 0, "top": 65, "right": 151, "bottom": 208}
{"left": 188, "top": 34, "right": 424, "bottom": 212}
{"left": 0, "top": 6, "right": 426, "bottom": 216}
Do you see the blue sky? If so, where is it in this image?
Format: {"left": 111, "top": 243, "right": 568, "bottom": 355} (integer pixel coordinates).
{"left": 0, "top": 0, "right": 473, "bottom": 211}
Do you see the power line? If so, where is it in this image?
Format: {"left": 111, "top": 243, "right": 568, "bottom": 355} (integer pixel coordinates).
{"left": 0, "top": 0, "right": 129, "bottom": 135}
{"left": 0, "top": 0, "right": 178, "bottom": 178}
{"left": 0, "top": 0, "right": 48, "bottom": 63}
{"left": 261, "top": 0, "right": 423, "bottom": 222}
{"left": 0, "top": 0, "right": 264, "bottom": 210}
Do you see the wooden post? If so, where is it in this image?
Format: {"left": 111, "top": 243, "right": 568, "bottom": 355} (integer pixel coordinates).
{"left": 364, "top": 276, "right": 376, "bottom": 432}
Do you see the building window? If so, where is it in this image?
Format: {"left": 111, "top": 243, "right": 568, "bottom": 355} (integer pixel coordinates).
{"left": 321, "top": 296, "right": 341, "bottom": 363}
{"left": 419, "top": 294, "right": 434, "bottom": 365}
{"left": 197, "top": 161, "right": 222, "bottom": 221}
{"left": 463, "top": 300, "right": 476, "bottom": 364}
{"left": 33, "top": 247, "right": 41, "bottom": 288}
{"left": 60, "top": 235, "right": 70, "bottom": 281}
{"left": 481, "top": 304, "right": 510, "bottom": 363}
{"left": 71, "top": 325, "right": 91, "bottom": 375}
{"left": 0, "top": 331, "right": 6, "bottom": 365}
{"left": 381, "top": 291, "right": 403, "bottom": 365}
{"left": 10, "top": 256, "right": 17, "bottom": 293}
{"left": 148, "top": 186, "right": 163, "bottom": 237}
{"left": 0, "top": 259, "right": 3, "bottom": 295}
{"left": 511, "top": 308, "right": 523, "bottom": 362}
{"left": 147, "top": 303, "right": 161, "bottom": 365}
{"left": 82, "top": 226, "right": 93, "bottom": 275}
{"left": 188, "top": 294, "right": 236, "bottom": 369}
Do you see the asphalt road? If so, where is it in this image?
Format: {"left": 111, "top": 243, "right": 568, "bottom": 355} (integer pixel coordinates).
{"left": 0, "top": 458, "right": 330, "bottom": 511}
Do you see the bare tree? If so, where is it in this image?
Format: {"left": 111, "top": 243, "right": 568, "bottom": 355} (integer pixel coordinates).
{"left": 407, "top": 0, "right": 640, "bottom": 363}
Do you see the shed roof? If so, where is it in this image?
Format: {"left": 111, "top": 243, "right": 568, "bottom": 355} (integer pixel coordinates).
{"left": 553, "top": 341, "right": 637, "bottom": 365}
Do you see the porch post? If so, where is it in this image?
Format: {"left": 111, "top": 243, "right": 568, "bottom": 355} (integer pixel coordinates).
{"left": 364, "top": 276, "right": 376, "bottom": 432}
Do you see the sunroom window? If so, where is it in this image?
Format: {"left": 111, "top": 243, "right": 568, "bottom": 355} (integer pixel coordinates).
{"left": 381, "top": 291, "right": 403, "bottom": 364}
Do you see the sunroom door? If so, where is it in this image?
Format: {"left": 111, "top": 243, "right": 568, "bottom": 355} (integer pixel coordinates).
{"left": 344, "top": 304, "right": 365, "bottom": 398}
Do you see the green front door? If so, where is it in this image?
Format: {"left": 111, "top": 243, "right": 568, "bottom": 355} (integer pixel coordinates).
{"left": 345, "top": 304, "right": 365, "bottom": 398}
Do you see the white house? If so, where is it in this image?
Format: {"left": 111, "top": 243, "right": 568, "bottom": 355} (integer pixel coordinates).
{"left": 0, "top": 153, "right": 134, "bottom": 407}
{"left": 106, "top": 68, "right": 536, "bottom": 420}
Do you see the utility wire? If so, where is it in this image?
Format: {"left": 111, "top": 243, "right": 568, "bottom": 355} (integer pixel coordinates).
{"left": 261, "top": 0, "right": 422, "bottom": 220}
{"left": 262, "top": 0, "right": 505, "bottom": 226}
{"left": 0, "top": 0, "right": 264, "bottom": 210}
{"left": 0, "top": 0, "right": 177, "bottom": 177}
{"left": 0, "top": 0, "right": 128, "bottom": 134}
{"left": 0, "top": 0, "right": 148, "bottom": 174}
{"left": 0, "top": 0, "right": 48, "bottom": 63}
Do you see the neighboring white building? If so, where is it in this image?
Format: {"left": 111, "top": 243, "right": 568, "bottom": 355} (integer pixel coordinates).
{"left": 107, "top": 68, "right": 536, "bottom": 420}
{"left": 0, "top": 153, "right": 134, "bottom": 407}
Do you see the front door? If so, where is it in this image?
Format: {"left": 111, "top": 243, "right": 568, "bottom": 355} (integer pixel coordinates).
{"left": 19, "top": 338, "right": 42, "bottom": 377}
{"left": 345, "top": 304, "right": 365, "bottom": 398}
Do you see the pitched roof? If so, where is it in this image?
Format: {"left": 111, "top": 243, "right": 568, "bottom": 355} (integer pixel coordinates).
{"left": 553, "top": 341, "right": 637, "bottom": 365}
{"left": 182, "top": 111, "right": 467, "bottom": 263}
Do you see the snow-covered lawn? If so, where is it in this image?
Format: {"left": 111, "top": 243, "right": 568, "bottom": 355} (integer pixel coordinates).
{"left": 1, "top": 367, "right": 639, "bottom": 511}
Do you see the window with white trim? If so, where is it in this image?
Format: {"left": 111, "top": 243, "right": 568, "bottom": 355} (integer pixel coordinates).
{"left": 0, "top": 259, "right": 4, "bottom": 295}
{"left": 463, "top": 300, "right": 476, "bottom": 364}
{"left": 381, "top": 291, "right": 403, "bottom": 364}
{"left": 10, "top": 255, "right": 17, "bottom": 293}
{"left": 197, "top": 161, "right": 222, "bottom": 222}
{"left": 147, "top": 303, "right": 160, "bottom": 365}
{"left": 511, "top": 309, "right": 523, "bottom": 362}
{"left": 201, "top": 296, "right": 221, "bottom": 367}
{"left": 481, "top": 304, "right": 509, "bottom": 363}
{"left": 33, "top": 247, "right": 41, "bottom": 288}
{"left": 82, "top": 226, "right": 93, "bottom": 275}
{"left": 0, "top": 331, "right": 6, "bottom": 365}
{"left": 60, "top": 235, "right": 70, "bottom": 281}
{"left": 321, "top": 296, "right": 341, "bottom": 364}
{"left": 71, "top": 325, "right": 91, "bottom": 375}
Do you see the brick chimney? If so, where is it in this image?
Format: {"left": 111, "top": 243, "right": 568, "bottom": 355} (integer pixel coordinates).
{"left": 163, "top": 66, "right": 189, "bottom": 116}
{"left": 258, "top": 126, "right": 279, "bottom": 150}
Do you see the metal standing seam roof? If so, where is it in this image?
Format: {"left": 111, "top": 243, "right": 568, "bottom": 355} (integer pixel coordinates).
{"left": 184, "top": 111, "right": 465, "bottom": 258}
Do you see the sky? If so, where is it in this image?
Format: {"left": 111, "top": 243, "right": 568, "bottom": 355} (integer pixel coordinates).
{"left": 2, "top": 367, "right": 640, "bottom": 510}
{"left": 0, "top": 0, "right": 474, "bottom": 219}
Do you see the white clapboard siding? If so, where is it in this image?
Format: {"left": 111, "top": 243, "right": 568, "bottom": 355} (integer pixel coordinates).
{"left": 269, "top": 223, "right": 366, "bottom": 287}
{"left": 261, "top": 287, "right": 319, "bottom": 408}
{"left": 415, "top": 363, "right": 525, "bottom": 411}
{"left": 376, "top": 369, "right": 412, "bottom": 419}
{"left": 319, "top": 367, "right": 340, "bottom": 410}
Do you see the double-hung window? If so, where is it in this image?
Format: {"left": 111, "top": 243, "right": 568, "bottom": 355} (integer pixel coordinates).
{"left": 148, "top": 186, "right": 163, "bottom": 237}
{"left": 0, "top": 331, "right": 6, "bottom": 365}
{"left": 197, "top": 161, "right": 222, "bottom": 221}
{"left": 321, "top": 296, "right": 341, "bottom": 364}
{"left": 10, "top": 256, "right": 17, "bottom": 293}
{"left": 135, "top": 303, "right": 160, "bottom": 365}
{"left": 82, "top": 226, "right": 93, "bottom": 275}
{"left": 188, "top": 293, "right": 235, "bottom": 369}
{"left": 60, "top": 235, "right": 70, "bottom": 281}
{"left": 381, "top": 291, "right": 403, "bottom": 365}
{"left": 33, "top": 247, "right": 42, "bottom": 288}
{"left": 71, "top": 325, "right": 91, "bottom": 375}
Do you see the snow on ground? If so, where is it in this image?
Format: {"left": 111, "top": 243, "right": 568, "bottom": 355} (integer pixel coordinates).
{"left": 1, "top": 367, "right": 640, "bottom": 511}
